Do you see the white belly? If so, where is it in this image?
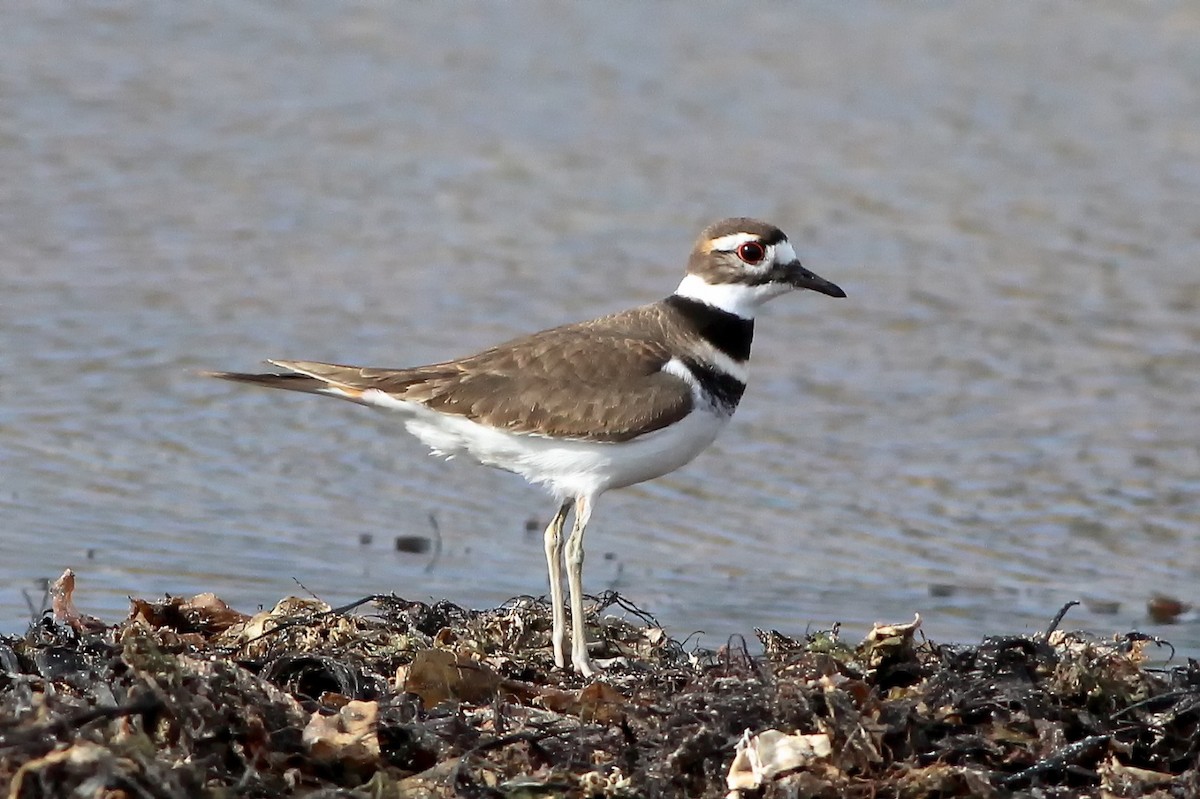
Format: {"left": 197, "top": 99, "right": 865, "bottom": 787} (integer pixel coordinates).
{"left": 352, "top": 388, "right": 729, "bottom": 499}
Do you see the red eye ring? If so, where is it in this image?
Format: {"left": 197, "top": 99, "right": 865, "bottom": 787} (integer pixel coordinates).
{"left": 736, "top": 241, "right": 766, "bottom": 265}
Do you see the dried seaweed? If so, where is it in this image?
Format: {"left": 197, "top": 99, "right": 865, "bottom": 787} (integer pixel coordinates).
{"left": 2, "top": 575, "right": 1198, "bottom": 798}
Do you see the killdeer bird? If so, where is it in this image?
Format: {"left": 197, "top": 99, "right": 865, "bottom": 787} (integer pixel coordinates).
{"left": 207, "top": 218, "right": 844, "bottom": 676}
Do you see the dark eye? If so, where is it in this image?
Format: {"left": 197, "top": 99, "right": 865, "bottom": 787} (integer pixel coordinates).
{"left": 736, "top": 241, "right": 766, "bottom": 264}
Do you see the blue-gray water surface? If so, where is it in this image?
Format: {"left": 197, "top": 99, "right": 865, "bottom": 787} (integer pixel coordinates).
{"left": 2, "top": 2, "right": 1199, "bottom": 656}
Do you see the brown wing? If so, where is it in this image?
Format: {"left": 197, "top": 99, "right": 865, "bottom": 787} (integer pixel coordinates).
{"left": 269, "top": 309, "right": 696, "bottom": 443}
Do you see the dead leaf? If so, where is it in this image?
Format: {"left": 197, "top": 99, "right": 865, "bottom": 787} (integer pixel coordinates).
{"left": 532, "top": 681, "right": 626, "bottom": 723}
{"left": 50, "top": 569, "right": 105, "bottom": 633}
{"left": 859, "top": 613, "right": 921, "bottom": 669}
{"left": 128, "top": 592, "right": 249, "bottom": 636}
{"left": 1099, "top": 754, "right": 1176, "bottom": 792}
{"left": 403, "top": 649, "right": 501, "bottom": 706}
{"left": 578, "top": 681, "right": 625, "bottom": 724}
{"left": 302, "top": 699, "right": 380, "bottom": 766}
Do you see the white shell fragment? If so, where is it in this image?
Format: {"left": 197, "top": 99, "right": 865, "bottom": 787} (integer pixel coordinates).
{"left": 726, "top": 728, "right": 834, "bottom": 795}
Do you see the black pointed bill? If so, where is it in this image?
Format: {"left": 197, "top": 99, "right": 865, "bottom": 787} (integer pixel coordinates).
{"left": 785, "top": 261, "right": 846, "bottom": 298}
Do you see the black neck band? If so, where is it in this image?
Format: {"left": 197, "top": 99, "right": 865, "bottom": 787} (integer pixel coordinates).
{"left": 664, "top": 295, "right": 754, "bottom": 361}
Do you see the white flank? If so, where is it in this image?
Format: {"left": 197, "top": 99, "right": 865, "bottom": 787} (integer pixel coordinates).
{"left": 660, "top": 356, "right": 701, "bottom": 392}
{"left": 662, "top": 355, "right": 745, "bottom": 402}
{"left": 662, "top": 354, "right": 746, "bottom": 414}
{"left": 353, "top": 388, "right": 728, "bottom": 500}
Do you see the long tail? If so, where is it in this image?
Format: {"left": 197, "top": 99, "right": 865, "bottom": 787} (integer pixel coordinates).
{"left": 205, "top": 360, "right": 401, "bottom": 406}
{"left": 202, "top": 369, "right": 328, "bottom": 395}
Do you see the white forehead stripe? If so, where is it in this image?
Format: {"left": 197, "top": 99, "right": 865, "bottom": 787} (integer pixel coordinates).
{"left": 774, "top": 240, "right": 798, "bottom": 264}
{"left": 708, "top": 232, "right": 763, "bottom": 252}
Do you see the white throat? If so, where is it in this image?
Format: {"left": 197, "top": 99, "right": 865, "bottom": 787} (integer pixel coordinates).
{"left": 673, "top": 273, "right": 788, "bottom": 319}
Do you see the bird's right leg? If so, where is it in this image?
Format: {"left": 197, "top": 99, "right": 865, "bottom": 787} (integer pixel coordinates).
{"left": 565, "top": 493, "right": 595, "bottom": 677}
{"left": 543, "top": 499, "right": 573, "bottom": 669}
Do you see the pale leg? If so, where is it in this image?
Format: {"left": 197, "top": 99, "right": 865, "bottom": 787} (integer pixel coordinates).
{"left": 543, "top": 500, "right": 572, "bottom": 669}
{"left": 565, "top": 493, "right": 595, "bottom": 677}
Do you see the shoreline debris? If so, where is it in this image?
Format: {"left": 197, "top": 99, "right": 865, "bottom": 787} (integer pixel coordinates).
{"left": 1, "top": 570, "right": 1197, "bottom": 797}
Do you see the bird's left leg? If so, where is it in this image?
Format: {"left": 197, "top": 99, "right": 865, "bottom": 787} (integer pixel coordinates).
{"left": 564, "top": 493, "right": 595, "bottom": 677}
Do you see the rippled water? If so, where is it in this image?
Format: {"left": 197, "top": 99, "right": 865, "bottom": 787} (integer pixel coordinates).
{"left": 3, "top": 2, "right": 1199, "bottom": 655}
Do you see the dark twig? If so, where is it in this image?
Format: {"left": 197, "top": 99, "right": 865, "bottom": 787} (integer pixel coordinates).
{"left": 214, "top": 593, "right": 395, "bottom": 654}
{"left": 997, "top": 734, "right": 1110, "bottom": 788}
{"left": 605, "top": 592, "right": 662, "bottom": 629}
{"left": 291, "top": 577, "right": 322, "bottom": 601}
{"left": 21, "top": 579, "right": 51, "bottom": 623}
{"left": 720, "top": 633, "right": 764, "bottom": 681}
{"left": 1119, "top": 632, "right": 1175, "bottom": 661}
{"left": 1108, "top": 690, "right": 1199, "bottom": 722}
{"left": 1039, "top": 600, "right": 1080, "bottom": 641}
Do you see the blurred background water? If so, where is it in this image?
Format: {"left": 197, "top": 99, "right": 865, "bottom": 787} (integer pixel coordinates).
{"left": 2, "top": 2, "right": 1199, "bottom": 656}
